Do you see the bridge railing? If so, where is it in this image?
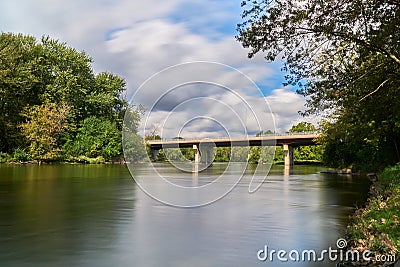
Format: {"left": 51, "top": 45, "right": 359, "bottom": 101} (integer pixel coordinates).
{"left": 146, "top": 131, "right": 319, "bottom": 143}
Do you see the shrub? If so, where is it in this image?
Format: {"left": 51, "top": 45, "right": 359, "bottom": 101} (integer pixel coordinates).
{"left": 12, "top": 148, "right": 29, "bottom": 161}
{"left": 0, "top": 152, "right": 11, "bottom": 163}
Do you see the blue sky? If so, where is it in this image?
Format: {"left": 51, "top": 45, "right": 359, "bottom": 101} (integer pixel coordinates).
{"left": 0, "top": 0, "right": 316, "bottom": 137}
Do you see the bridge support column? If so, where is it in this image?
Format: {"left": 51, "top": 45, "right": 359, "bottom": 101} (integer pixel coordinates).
{"left": 193, "top": 144, "right": 200, "bottom": 164}
{"left": 199, "top": 144, "right": 214, "bottom": 166}
{"left": 150, "top": 148, "right": 159, "bottom": 161}
{"left": 283, "top": 144, "right": 294, "bottom": 173}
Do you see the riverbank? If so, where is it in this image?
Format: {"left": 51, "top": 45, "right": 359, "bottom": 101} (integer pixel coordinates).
{"left": 344, "top": 164, "right": 400, "bottom": 266}
{"left": 0, "top": 154, "right": 125, "bottom": 165}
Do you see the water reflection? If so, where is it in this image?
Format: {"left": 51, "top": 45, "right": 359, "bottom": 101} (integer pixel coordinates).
{"left": 0, "top": 164, "right": 370, "bottom": 267}
{"left": 0, "top": 165, "right": 136, "bottom": 267}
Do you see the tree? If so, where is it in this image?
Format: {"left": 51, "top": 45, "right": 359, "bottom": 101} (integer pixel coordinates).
{"left": 123, "top": 131, "right": 147, "bottom": 163}
{"left": 237, "top": 1, "right": 400, "bottom": 99}
{"left": 288, "top": 122, "right": 322, "bottom": 162}
{"left": 289, "top": 122, "right": 316, "bottom": 133}
{"left": 215, "top": 147, "right": 231, "bottom": 162}
{"left": 68, "top": 117, "right": 121, "bottom": 161}
{"left": 87, "top": 72, "right": 127, "bottom": 129}
{"left": 0, "top": 33, "right": 43, "bottom": 152}
{"left": 122, "top": 105, "right": 147, "bottom": 163}
{"left": 0, "top": 33, "right": 130, "bottom": 162}
{"left": 20, "top": 102, "right": 70, "bottom": 162}
{"left": 237, "top": 1, "right": 400, "bottom": 170}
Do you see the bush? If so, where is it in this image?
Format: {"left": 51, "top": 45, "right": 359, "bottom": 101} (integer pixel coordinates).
{"left": 0, "top": 152, "right": 11, "bottom": 163}
{"left": 12, "top": 148, "right": 29, "bottom": 161}
{"left": 67, "top": 117, "right": 122, "bottom": 161}
{"left": 347, "top": 164, "right": 400, "bottom": 257}
{"left": 76, "top": 156, "right": 105, "bottom": 164}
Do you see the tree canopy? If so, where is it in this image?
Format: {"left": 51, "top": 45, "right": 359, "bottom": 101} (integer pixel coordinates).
{"left": 0, "top": 32, "right": 143, "bottom": 162}
{"left": 237, "top": 0, "right": 400, "bottom": 171}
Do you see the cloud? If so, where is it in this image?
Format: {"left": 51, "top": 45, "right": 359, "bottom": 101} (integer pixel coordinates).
{"left": 121, "top": 60, "right": 276, "bottom": 139}
{"left": 0, "top": 0, "right": 317, "bottom": 137}
{"left": 105, "top": 19, "right": 274, "bottom": 91}
{"left": 266, "top": 88, "right": 320, "bottom": 132}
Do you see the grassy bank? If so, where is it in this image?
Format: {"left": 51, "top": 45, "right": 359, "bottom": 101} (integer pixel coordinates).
{"left": 346, "top": 164, "right": 400, "bottom": 265}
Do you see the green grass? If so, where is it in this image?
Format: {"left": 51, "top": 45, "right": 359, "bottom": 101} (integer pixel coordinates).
{"left": 347, "top": 164, "right": 400, "bottom": 256}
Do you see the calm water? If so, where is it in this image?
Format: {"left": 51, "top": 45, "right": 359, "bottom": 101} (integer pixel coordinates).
{"left": 0, "top": 163, "right": 371, "bottom": 266}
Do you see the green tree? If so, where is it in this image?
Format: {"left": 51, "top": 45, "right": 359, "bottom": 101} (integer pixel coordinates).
{"left": 237, "top": 1, "right": 400, "bottom": 170}
{"left": 20, "top": 102, "right": 70, "bottom": 162}
{"left": 122, "top": 105, "right": 147, "bottom": 163}
{"left": 289, "top": 122, "right": 316, "bottom": 133}
{"left": 215, "top": 147, "right": 231, "bottom": 162}
{"left": 288, "top": 122, "right": 322, "bottom": 162}
{"left": 0, "top": 33, "right": 43, "bottom": 151}
{"left": 0, "top": 33, "right": 129, "bottom": 161}
{"left": 274, "top": 146, "right": 284, "bottom": 162}
{"left": 248, "top": 146, "right": 261, "bottom": 163}
{"left": 255, "top": 129, "right": 274, "bottom": 136}
{"left": 87, "top": 72, "right": 127, "bottom": 128}
{"left": 68, "top": 117, "right": 121, "bottom": 161}
{"left": 123, "top": 131, "right": 147, "bottom": 163}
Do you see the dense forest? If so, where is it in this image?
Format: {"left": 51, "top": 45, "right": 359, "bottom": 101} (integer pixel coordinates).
{"left": 0, "top": 33, "right": 144, "bottom": 163}
{"left": 237, "top": 0, "right": 400, "bottom": 172}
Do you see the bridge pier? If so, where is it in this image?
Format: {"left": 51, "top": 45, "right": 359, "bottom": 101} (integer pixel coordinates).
{"left": 150, "top": 148, "right": 159, "bottom": 161}
{"left": 193, "top": 144, "right": 200, "bottom": 164}
{"left": 283, "top": 144, "right": 294, "bottom": 174}
{"left": 199, "top": 143, "right": 214, "bottom": 165}
{"left": 193, "top": 143, "right": 214, "bottom": 167}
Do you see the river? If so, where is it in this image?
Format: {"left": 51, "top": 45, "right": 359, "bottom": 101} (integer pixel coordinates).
{"left": 0, "top": 163, "right": 371, "bottom": 266}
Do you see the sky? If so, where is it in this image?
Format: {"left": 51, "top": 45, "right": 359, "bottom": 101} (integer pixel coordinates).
{"left": 0, "top": 0, "right": 318, "bottom": 138}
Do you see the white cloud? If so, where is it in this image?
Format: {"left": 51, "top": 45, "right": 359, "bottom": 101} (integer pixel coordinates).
{"left": 266, "top": 88, "right": 320, "bottom": 132}
{"left": 0, "top": 0, "right": 317, "bottom": 137}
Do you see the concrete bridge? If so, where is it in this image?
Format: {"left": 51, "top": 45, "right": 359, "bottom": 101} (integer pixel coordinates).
{"left": 146, "top": 132, "right": 319, "bottom": 171}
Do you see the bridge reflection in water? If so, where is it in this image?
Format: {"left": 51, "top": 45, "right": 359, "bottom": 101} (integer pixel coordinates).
{"left": 146, "top": 132, "right": 319, "bottom": 174}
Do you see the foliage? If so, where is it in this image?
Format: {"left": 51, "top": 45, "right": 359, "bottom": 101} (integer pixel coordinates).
{"left": 122, "top": 105, "right": 147, "bottom": 163}
{"left": 237, "top": 0, "right": 400, "bottom": 171}
{"left": 289, "top": 122, "right": 323, "bottom": 162}
{"left": 319, "top": 118, "right": 397, "bottom": 172}
{"left": 12, "top": 148, "right": 29, "bottom": 162}
{"left": 0, "top": 33, "right": 43, "bottom": 151}
{"left": 144, "top": 132, "right": 162, "bottom": 162}
{"left": 72, "top": 155, "right": 106, "bottom": 164}
{"left": 255, "top": 129, "right": 275, "bottom": 136}
{"left": 347, "top": 164, "right": 400, "bottom": 257}
{"left": 230, "top": 147, "right": 249, "bottom": 162}
{"left": 156, "top": 150, "right": 166, "bottom": 162}
{"left": 67, "top": 117, "right": 122, "bottom": 161}
{"left": 248, "top": 146, "right": 261, "bottom": 164}
{"left": 215, "top": 147, "right": 231, "bottom": 162}
{"left": 248, "top": 146, "right": 276, "bottom": 164}
{"left": 163, "top": 148, "right": 195, "bottom": 162}
{"left": 0, "top": 152, "right": 11, "bottom": 163}
{"left": 289, "top": 122, "right": 315, "bottom": 133}
{"left": 274, "top": 146, "right": 284, "bottom": 162}
{"left": 123, "top": 131, "right": 147, "bottom": 163}
{"left": 20, "top": 102, "right": 70, "bottom": 161}
{"left": 237, "top": 0, "right": 400, "bottom": 97}
{"left": 0, "top": 33, "right": 137, "bottom": 163}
